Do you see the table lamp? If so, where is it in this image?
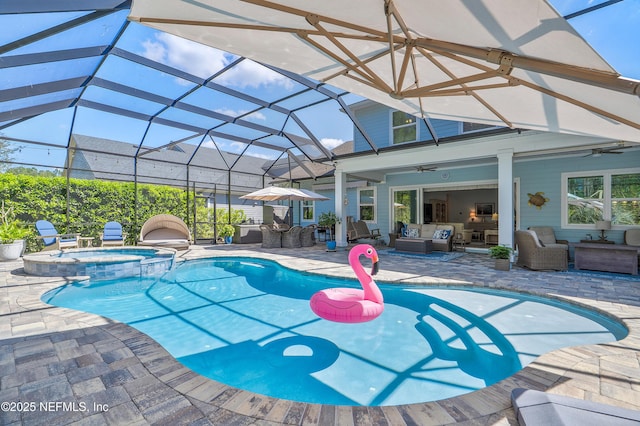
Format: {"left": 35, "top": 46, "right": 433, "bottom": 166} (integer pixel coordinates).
{"left": 595, "top": 220, "right": 611, "bottom": 241}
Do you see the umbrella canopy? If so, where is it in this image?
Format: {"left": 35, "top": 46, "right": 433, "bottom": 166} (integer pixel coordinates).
{"left": 130, "top": 0, "right": 640, "bottom": 143}
{"left": 293, "top": 188, "right": 330, "bottom": 201}
{"left": 239, "top": 186, "right": 300, "bottom": 201}
{"left": 240, "top": 186, "right": 329, "bottom": 201}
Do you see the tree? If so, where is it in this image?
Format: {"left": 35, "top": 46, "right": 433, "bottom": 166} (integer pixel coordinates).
{"left": 0, "top": 135, "right": 20, "bottom": 172}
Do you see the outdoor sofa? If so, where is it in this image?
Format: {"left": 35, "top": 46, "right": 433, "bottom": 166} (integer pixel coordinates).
{"left": 396, "top": 222, "right": 464, "bottom": 252}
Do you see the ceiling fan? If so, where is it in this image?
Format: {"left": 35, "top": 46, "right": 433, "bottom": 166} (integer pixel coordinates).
{"left": 583, "top": 144, "right": 634, "bottom": 157}
{"left": 416, "top": 166, "right": 437, "bottom": 173}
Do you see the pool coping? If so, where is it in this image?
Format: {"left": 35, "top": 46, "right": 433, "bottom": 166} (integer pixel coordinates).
{"left": 3, "top": 245, "right": 640, "bottom": 425}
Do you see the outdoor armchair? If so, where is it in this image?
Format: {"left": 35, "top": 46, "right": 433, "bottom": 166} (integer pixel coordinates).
{"left": 259, "top": 225, "right": 282, "bottom": 248}
{"left": 35, "top": 220, "right": 80, "bottom": 251}
{"left": 301, "top": 224, "right": 316, "bottom": 247}
{"left": 100, "top": 221, "right": 127, "bottom": 246}
{"left": 515, "top": 230, "right": 568, "bottom": 271}
{"left": 624, "top": 229, "right": 640, "bottom": 247}
{"left": 281, "top": 225, "right": 303, "bottom": 248}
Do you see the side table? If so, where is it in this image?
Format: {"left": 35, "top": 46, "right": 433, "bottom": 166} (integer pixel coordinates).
{"left": 78, "top": 236, "right": 94, "bottom": 247}
{"left": 452, "top": 238, "right": 466, "bottom": 252}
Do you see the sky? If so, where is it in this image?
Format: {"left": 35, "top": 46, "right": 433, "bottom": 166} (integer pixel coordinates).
{"left": 1, "top": 0, "right": 639, "bottom": 170}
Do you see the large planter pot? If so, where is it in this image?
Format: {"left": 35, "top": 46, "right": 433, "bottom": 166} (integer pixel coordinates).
{"left": 494, "top": 258, "right": 511, "bottom": 271}
{"left": 224, "top": 236, "right": 233, "bottom": 244}
{"left": 0, "top": 239, "right": 25, "bottom": 261}
{"left": 326, "top": 241, "right": 337, "bottom": 251}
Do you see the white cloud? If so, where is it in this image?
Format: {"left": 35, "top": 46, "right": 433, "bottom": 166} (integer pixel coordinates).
{"left": 320, "top": 138, "right": 345, "bottom": 150}
{"left": 140, "top": 32, "right": 294, "bottom": 91}
{"left": 217, "top": 60, "right": 294, "bottom": 91}
{"left": 142, "top": 32, "right": 228, "bottom": 79}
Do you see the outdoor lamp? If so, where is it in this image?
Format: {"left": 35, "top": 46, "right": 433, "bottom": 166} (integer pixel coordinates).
{"left": 595, "top": 220, "right": 611, "bottom": 240}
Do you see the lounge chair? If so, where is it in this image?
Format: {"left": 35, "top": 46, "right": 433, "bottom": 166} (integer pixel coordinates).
{"left": 138, "top": 214, "right": 192, "bottom": 250}
{"left": 347, "top": 220, "right": 381, "bottom": 243}
{"left": 35, "top": 220, "right": 80, "bottom": 251}
{"left": 515, "top": 230, "right": 568, "bottom": 271}
{"left": 100, "top": 221, "right": 127, "bottom": 247}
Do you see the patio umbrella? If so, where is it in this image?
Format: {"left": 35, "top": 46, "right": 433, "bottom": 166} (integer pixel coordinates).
{"left": 240, "top": 186, "right": 330, "bottom": 201}
{"left": 130, "top": 0, "right": 640, "bottom": 143}
{"left": 239, "top": 186, "right": 300, "bottom": 201}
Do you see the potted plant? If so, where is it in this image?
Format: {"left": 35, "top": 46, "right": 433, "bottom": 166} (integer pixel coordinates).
{"left": 0, "top": 201, "right": 29, "bottom": 261}
{"left": 318, "top": 212, "right": 341, "bottom": 251}
{"left": 218, "top": 224, "right": 236, "bottom": 244}
{"left": 488, "top": 245, "right": 513, "bottom": 271}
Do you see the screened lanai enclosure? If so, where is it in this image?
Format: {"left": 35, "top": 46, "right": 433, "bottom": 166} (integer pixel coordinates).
{"left": 2, "top": 0, "right": 639, "bottom": 250}
{"left": 0, "top": 1, "right": 372, "bottom": 246}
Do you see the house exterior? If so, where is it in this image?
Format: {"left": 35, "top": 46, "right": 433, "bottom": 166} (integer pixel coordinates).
{"left": 301, "top": 100, "right": 640, "bottom": 249}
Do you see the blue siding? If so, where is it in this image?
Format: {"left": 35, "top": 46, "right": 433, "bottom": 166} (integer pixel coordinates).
{"left": 353, "top": 103, "right": 475, "bottom": 152}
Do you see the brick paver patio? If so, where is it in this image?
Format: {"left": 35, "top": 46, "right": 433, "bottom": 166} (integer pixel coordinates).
{"left": 1, "top": 244, "right": 639, "bottom": 425}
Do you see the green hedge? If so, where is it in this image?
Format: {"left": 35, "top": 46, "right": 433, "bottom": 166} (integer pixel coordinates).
{"left": 0, "top": 174, "right": 187, "bottom": 253}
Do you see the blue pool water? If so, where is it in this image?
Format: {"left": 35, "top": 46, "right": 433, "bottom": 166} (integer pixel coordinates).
{"left": 42, "top": 257, "right": 627, "bottom": 406}
{"left": 56, "top": 248, "right": 157, "bottom": 259}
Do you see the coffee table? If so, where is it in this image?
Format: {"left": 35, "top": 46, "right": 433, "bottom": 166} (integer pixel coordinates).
{"left": 395, "top": 239, "right": 433, "bottom": 254}
{"left": 573, "top": 243, "right": 639, "bottom": 275}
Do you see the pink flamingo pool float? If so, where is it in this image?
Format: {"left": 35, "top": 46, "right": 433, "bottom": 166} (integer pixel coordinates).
{"left": 310, "top": 244, "right": 384, "bottom": 323}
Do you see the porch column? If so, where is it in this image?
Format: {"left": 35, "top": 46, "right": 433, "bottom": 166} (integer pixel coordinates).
{"left": 497, "top": 149, "right": 514, "bottom": 249}
{"left": 335, "top": 169, "right": 348, "bottom": 247}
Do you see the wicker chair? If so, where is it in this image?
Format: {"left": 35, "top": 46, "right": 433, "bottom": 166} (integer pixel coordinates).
{"left": 300, "top": 224, "right": 316, "bottom": 247}
{"left": 281, "top": 225, "right": 303, "bottom": 248}
{"left": 515, "top": 230, "right": 568, "bottom": 271}
{"left": 625, "top": 229, "right": 640, "bottom": 247}
{"left": 260, "top": 225, "right": 282, "bottom": 248}
{"left": 138, "top": 214, "right": 191, "bottom": 250}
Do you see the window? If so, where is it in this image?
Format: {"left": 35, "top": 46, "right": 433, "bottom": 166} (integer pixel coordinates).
{"left": 563, "top": 169, "right": 640, "bottom": 227}
{"left": 302, "top": 200, "right": 314, "bottom": 221}
{"left": 358, "top": 188, "right": 376, "bottom": 222}
{"left": 461, "top": 122, "right": 497, "bottom": 134}
{"left": 391, "top": 111, "right": 418, "bottom": 144}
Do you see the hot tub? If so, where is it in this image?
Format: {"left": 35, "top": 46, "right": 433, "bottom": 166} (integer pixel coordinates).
{"left": 23, "top": 246, "right": 175, "bottom": 280}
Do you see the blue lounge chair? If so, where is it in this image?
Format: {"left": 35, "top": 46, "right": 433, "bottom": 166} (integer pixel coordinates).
{"left": 101, "top": 221, "right": 126, "bottom": 246}
{"left": 35, "top": 220, "right": 80, "bottom": 251}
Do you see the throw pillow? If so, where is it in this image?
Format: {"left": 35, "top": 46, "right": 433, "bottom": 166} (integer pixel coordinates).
{"left": 407, "top": 228, "right": 419, "bottom": 238}
{"left": 440, "top": 230, "right": 451, "bottom": 239}
{"left": 432, "top": 230, "right": 443, "bottom": 239}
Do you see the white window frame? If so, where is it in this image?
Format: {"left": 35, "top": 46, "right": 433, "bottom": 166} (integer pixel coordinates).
{"left": 561, "top": 167, "right": 640, "bottom": 229}
{"left": 390, "top": 110, "right": 419, "bottom": 144}
{"left": 302, "top": 200, "right": 315, "bottom": 222}
{"left": 357, "top": 187, "right": 377, "bottom": 223}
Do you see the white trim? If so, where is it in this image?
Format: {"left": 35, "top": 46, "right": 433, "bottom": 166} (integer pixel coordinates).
{"left": 302, "top": 199, "right": 315, "bottom": 223}
{"left": 357, "top": 186, "right": 377, "bottom": 223}
{"left": 312, "top": 180, "right": 368, "bottom": 191}
{"left": 389, "top": 110, "right": 419, "bottom": 145}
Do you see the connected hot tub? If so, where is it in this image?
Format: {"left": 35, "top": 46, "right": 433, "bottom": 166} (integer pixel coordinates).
{"left": 23, "top": 246, "right": 175, "bottom": 280}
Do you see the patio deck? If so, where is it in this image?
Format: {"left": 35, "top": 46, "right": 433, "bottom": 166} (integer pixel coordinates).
{"left": 1, "top": 244, "right": 639, "bottom": 425}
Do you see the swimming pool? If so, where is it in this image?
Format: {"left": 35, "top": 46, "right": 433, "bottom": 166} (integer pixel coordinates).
{"left": 23, "top": 246, "right": 175, "bottom": 279}
{"left": 42, "top": 257, "right": 627, "bottom": 406}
